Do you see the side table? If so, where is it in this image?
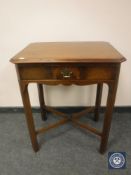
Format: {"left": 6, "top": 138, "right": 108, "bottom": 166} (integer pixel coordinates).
{"left": 10, "top": 42, "right": 126, "bottom": 153}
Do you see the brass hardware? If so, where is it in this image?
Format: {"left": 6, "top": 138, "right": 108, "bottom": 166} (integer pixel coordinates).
{"left": 61, "top": 68, "right": 72, "bottom": 78}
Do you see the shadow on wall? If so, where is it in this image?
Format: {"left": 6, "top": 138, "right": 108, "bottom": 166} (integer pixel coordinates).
{"left": 44, "top": 84, "right": 96, "bottom": 107}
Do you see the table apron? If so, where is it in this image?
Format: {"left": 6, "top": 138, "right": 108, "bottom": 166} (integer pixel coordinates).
{"left": 16, "top": 63, "right": 120, "bottom": 83}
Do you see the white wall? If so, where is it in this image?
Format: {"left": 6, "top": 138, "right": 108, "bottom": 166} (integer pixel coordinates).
{"left": 0, "top": 0, "right": 131, "bottom": 107}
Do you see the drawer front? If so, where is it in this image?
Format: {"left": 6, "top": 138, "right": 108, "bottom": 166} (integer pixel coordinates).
{"left": 52, "top": 67, "right": 80, "bottom": 79}
{"left": 18, "top": 63, "right": 118, "bottom": 81}
{"left": 18, "top": 64, "right": 80, "bottom": 80}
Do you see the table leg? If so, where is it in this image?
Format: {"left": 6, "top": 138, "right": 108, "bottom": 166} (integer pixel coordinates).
{"left": 94, "top": 83, "right": 103, "bottom": 121}
{"left": 19, "top": 81, "right": 39, "bottom": 152}
{"left": 100, "top": 82, "right": 118, "bottom": 154}
{"left": 37, "top": 84, "right": 47, "bottom": 121}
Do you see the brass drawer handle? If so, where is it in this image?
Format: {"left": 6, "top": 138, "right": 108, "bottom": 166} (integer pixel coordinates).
{"left": 61, "top": 68, "right": 72, "bottom": 78}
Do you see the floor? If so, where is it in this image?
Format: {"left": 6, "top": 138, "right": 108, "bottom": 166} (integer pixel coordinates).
{"left": 0, "top": 110, "right": 131, "bottom": 175}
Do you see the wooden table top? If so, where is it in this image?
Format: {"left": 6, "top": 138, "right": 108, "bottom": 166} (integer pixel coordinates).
{"left": 10, "top": 42, "right": 126, "bottom": 64}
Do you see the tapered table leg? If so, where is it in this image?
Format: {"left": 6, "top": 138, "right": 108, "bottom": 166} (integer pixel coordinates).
{"left": 94, "top": 83, "right": 103, "bottom": 121}
{"left": 37, "top": 84, "right": 47, "bottom": 121}
{"left": 100, "top": 82, "right": 118, "bottom": 154}
{"left": 19, "top": 81, "right": 39, "bottom": 152}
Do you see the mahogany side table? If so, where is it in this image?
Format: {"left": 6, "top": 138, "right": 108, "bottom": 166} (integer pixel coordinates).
{"left": 10, "top": 42, "right": 126, "bottom": 153}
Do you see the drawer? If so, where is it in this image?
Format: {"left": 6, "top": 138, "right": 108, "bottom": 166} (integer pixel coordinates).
{"left": 17, "top": 63, "right": 118, "bottom": 81}
{"left": 52, "top": 66, "right": 80, "bottom": 79}
{"left": 18, "top": 64, "right": 80, "bottom": 80}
